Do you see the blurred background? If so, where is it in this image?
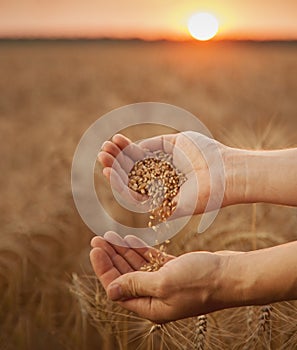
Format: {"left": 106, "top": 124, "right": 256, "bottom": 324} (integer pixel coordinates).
{"left": 0, "top": 1, "right": 297, "bottom": 349}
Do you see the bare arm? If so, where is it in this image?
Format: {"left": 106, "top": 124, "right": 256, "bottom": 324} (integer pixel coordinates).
{"left": 226, "top": 148, "right": 297, "bottom": 207}
{"left": 217, "top": 240, "right": 297, "bottom": 310}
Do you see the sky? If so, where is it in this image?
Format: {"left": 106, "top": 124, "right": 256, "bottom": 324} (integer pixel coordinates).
{"left": 1, "top": 0, "right": 297, "bottom": 40}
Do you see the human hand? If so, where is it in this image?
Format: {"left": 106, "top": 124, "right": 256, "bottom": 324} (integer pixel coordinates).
{"left": 90, "top": 231, "right": 231, "bottom": 323}
{"left": 98, "top": 132, "right": 231, "bottom": 218}
{"left": 98, "top": 133, "right": 297, "bottom": 213}
{"left": 91, "top": 232, "right": 297, "bottom": 323}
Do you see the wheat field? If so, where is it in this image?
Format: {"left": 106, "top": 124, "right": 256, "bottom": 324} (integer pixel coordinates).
{"left": 0, "top": 40, "right": 296, "bottom": 349}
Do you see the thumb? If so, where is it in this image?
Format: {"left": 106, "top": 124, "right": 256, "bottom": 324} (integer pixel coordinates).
{"left": 107, "top": 271, "right": 161, "bottom": 301}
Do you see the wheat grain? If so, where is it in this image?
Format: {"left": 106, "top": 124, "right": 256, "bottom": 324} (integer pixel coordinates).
{"left": 128, "top": 151, "right": 186, "bottom": 229}
{"left": 140, "top": 242, "right": 169, "bottom": 272}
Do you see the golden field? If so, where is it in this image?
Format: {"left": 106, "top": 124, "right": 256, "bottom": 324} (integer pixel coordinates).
{"left": 0, "top": 40, "right": 296, "bottom": 349}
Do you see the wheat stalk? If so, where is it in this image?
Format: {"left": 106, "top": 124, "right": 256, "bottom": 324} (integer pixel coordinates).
{"left": 194, "top": 315, "right": 207, "bottom": 350}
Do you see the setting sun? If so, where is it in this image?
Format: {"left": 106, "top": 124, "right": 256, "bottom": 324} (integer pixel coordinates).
{"left": 188, "top": 12, "right": 219, "bottom": 41}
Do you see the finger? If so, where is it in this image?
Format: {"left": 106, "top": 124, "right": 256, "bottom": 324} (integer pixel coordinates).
{"left": 106, "top": 167, "right": 128, "bottom": 190}
{"left": 124, "top": 235, "right": 174, "bottom": 263}
{"left": 104, "top": 231, "right": 149, "bottom": 270}
{"left": 102, "top": 141, "right": 135, "bottom": 173}
{"left": 101, "top": 140, "right": 121, "bottom": 158}
{"left": 100, "top": 157, "right": 134, "bottom": 199}
{"left": 112, "top": 134, "right": 147, "bottom": 162}
{"left": 90, "top": 247, "right": 121, "bottom": 291}
{"left": 106, "top": 270, "right": 163, "bottom": 301}
{"left": 91, "top": 235, "right": 104, "bottom": 248}
{"left": 98, "top": 151, "right": 131, "bottom": 177}
{"left": 104, "top": 232, "right": 173, "bottom": 270}
{"left": 114, "top": 151, "right": 135, "bottom": 174}
{"left": 97, "top": 151, "right": 118, "bottom": 169}
{"left": 112, "top": 134, "right": 131, "bottom": 150}
{"left": 102, "top": 166, "right": 111, "bottom": 180}
{"left": 102, "top": 167, "right": 128, "bottom": 196}
{"left": 104, "top": 231, "right": 127, "bottom": 246}
{"left": 90, "top": 236, "right": 134, "bottom": 274}
{"left": 99, "top": 153, "right": 149, "bottom": 202}
{"left": 138, "top": 134, "right": 176, "bottom": 154}
{"left": 124, "top": 235, "right": 152, "bottom": 248}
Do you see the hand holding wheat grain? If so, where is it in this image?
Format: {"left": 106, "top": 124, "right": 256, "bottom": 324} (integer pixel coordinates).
{"left": 90, "top": 232, "right": 297, "bottom": 323}
{"left": 98, "top": 133, "right": 297, "bottom": 214}
{"left": 90, "top": 231, "right": 225, "bottom": 323}
{"left": 98, "top": 132, "right": 230, "bottom": 218}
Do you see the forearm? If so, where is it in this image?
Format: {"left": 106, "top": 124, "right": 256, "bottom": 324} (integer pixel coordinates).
{"left": 225, "top": 147, "right": 297, "bottom": 206}
{"left": 216, "top": 241, "right": 297, "bottom": 310}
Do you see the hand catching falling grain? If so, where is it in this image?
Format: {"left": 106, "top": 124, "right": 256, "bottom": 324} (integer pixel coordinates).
{"left": 90, "top": 232, "right": 297, "bottom": 323}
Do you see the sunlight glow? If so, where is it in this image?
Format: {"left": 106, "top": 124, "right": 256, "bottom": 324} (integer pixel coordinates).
{"left": 188, "top": 12, "right": 219, "bottom": 41}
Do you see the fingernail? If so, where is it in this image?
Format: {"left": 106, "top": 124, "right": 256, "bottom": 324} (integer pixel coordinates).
{"left": 108, "top": 283, "right": 123, "bottom": 301}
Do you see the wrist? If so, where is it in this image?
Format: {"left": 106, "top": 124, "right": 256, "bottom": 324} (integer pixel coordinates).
{"left": 225, "top": 147, "right": 297, "bottom": 205}
{"left": 204, "top": 253, "right": 244, "bottom": 312}
{"left": 211, "top": 252, "right": 254, "bottom": 310}
{"left": 223, "top": 147, "right": 249, "bottom": 206}
{"left": 223, "top": 147, "right": 276, "bottom": 205}
{"left": 217, "top": 243, "right": 297, "bottom": 309}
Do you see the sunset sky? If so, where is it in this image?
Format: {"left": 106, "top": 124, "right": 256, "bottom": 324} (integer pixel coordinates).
{"left": 1, "top": 0, "right": 297, "bottom": 40}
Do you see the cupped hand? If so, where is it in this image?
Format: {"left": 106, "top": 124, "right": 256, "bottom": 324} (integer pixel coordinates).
{"left": 90, "top": 231, "right": 233, "bottom": 323}
{"left": 98, "top": 132, "right": 229, "bottom": 218}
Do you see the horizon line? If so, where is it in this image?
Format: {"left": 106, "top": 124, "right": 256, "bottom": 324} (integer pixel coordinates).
{"left": 1, "top": 36, "right": 297, "bottom": 44}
